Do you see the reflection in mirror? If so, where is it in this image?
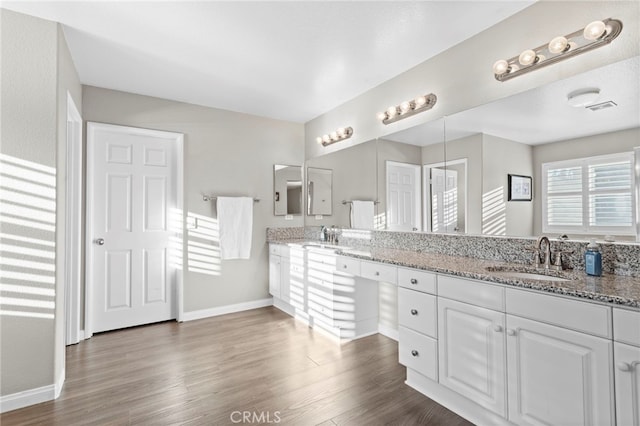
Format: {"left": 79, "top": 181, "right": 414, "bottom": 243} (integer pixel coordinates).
{"left": 306, "top": 167, "right": 332, "bottom": 216}
{"left": 445, "top": 56, "right": 639, "bottom": 239}
{"left": 274, "top": 165, "right": 302, "bottom": 216}
{"left": 305, "top": 140, "right": 377, "bottom": 228}
{"left": 377, "top": 118, "right": 445, "bottom": 232}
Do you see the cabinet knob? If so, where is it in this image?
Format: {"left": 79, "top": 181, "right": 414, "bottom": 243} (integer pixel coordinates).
{"left": 375, "top": 271, "right": 380, "bottom": 276}
{"left": 493, "top": 325, "right": 503, "bottom": 333}
{"left": 617, "top": 362, "right": 632, "bottom": 372}
{"left": 411, "top": 350, "right": 419, "bottom": 357}
{"left": 410, "top": 278, "right": 418, "bottom": 284}
{"left": 410, "top": 309, "right": 418, "bottom": 316}
{"left": 343, "top": 265, "right": 347, "bottom": 269}
{"left": 506, "top": 329, "right": 516, "bottom": 336}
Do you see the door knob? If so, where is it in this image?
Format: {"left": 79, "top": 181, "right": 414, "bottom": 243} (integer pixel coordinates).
{"left": 95, "top": 238, "right": 105, "bottom": 246}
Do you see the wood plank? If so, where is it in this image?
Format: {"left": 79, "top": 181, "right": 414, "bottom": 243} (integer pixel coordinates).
{"left": 1, "top": 307, "right": 471, "bottom": 425}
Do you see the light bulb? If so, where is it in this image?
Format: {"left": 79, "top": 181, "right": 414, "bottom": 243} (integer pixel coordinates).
{"left": 583, "top": 20, "right": 606, "bottom": 40}
{"left": 337, "top": 127, "right": 345, "bottom": 137}
{"left": 376, "top": 111, "right": 387, "bottom": 121}
{"left": 400, "top": 101, "right": 411, "bottom": 114}
{"left": 492, "top": 59, "right": 509, "bottom": 75}
{"left": 330, "top": 131, "right": 338, "bottom": 140}
{"left": 316, "top": 137, "right": 323, "bottom": 144}
{"left": 387, "top": 106, "right": 398, "bottom": 118}
{"left": 415, "top": 95, "right": 427, "bottom": 107}
{"left": 548, "top": 36, "right": 569, "bottom": 54}
{"left": 518, "top": 49, "right": 537, "bottom": 66}
{"left": 322, "top": 134, "right": 331, "bottom": 143}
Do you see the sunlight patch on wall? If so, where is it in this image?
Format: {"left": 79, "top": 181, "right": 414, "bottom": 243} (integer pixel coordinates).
{"left": 168, "top": 208, "right": 183, "bottom": 270}
{"left": 0, "top": 153, "right": 56, "bottom": 320}
{"left": 186, "top": 212, "right": 221, "bottom": 276}
{"left": 482, "top": 186, "right": 506, "bottom": 236}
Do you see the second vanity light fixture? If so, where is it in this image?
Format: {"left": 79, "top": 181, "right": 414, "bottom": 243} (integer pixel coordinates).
{"left": 493, "top": 18, "right": 623, "bottom": 82}
{"left": 316, "top": 126, "right": 353, "bottom": 147}
{"left": 377, "top": 93, "right": 437, "bottom": 125}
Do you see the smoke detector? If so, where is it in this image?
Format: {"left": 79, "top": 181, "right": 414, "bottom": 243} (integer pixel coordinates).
{"left": 567, "top": 88, "right": 600, "bottom": 107}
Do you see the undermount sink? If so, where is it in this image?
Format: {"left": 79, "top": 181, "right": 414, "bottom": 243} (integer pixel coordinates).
{"left": 486, "top": 266, "right": 573, "bottom": 282}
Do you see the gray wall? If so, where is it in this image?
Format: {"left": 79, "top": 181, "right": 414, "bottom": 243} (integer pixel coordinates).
{"left": 1, "top": 9, "right": 57, "bottom": 396}
{"left": 82, "top": 86, "right": 304, "bottom": 313}
{"left": 532, "top": 127, "right": 640, "bottom": 236}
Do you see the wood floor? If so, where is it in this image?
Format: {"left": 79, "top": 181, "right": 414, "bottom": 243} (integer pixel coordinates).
{"left": 1, "top": 307, "right": 471, "bottom": 425}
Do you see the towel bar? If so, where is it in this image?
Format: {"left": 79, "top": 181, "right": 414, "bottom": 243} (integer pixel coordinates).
{"left": 203, "top": 195, "right": 260, "bottom": 202}
{"left": 342, "top": 200, "right": 379, "bottom": 205}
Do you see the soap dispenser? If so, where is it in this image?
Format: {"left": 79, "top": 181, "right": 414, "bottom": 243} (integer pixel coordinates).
{"left": 584, "top": 239, "right": 602, "bottom": 276}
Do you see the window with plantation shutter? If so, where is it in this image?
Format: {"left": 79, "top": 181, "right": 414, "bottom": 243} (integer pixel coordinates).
{"left": 542, "top": 152, "right": 636, "bottom": 235}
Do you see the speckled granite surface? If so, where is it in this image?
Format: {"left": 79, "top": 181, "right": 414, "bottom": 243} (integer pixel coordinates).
{"left": 267, "top": 235, "right": 640, "bottom": 310}
{"left": 266, "top": 227, "right": 304, "bottom": 241}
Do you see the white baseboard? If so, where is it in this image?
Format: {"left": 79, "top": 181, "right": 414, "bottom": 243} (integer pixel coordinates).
{"left": 0, "top": 384, "right": 55, "bottom": 413}
{"left": 181, "top": 298, "right": 273, "bottom": 322}
{"left": 54, "top": 367, "right": 65, "bottom": 398}
{"left": 378, "top": 323, "right": 399, "bottom": 341}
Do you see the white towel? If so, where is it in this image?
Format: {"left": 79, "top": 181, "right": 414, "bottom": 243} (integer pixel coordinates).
{"left": 350, "top": 200, "right": 375, "bottom": 230}
{"left": 217, "top": 197, "right": 253, "bottom": 260}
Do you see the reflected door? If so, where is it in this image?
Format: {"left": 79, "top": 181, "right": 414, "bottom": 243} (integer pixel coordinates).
{"left": 386, "top": 161, "right": 421, "bottom": 231}
{"left": 431, "top": 168, "right": 458, "bottom": 233}
{"left": 87, "top": 123, "right": 181, "bottom": 333}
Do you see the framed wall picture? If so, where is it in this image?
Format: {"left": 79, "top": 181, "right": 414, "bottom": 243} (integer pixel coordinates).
{"left": 508, "top": 174, "right": 532, "bottom": 201}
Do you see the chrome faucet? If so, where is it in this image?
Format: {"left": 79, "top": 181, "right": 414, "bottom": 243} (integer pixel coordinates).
{"left": 534, "top": 236, "right": 552, "bottom": 269}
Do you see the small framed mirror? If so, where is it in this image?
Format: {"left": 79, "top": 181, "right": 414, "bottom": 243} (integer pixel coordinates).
{"left": 307, "top": 167, "right": 332, "bottom": 216}
{"left": 274, "top": 165, "right": 302, "bottom": 216}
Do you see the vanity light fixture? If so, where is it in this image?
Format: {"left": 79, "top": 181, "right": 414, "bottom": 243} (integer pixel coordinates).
{"left": 493, "top": 18, "right": 622, "bottom": 82}
{"left": 377, "top": 93, "right": 437, "bottom": 125}
{"left": 316, "top": 126, "right": 353, "bottom": 147}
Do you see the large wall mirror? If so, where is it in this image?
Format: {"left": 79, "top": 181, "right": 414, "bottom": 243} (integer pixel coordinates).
{"left": 377, "top": 56, "right": 639, "bottom": 240}
{"left": 274, "top": 165, "right": 303, "bottom": 216}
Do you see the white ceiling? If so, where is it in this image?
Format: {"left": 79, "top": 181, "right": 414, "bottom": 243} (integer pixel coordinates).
{"left": 1, "top": 1, "right": 535, "bottom": 123}
{"left": 384, "top": 55, "right": 640, "bottom": 146}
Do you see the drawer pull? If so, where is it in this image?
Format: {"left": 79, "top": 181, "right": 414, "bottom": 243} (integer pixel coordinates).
{"left": 506, "top": 329, "right": 516, "bottom": 336}
{"left": 410, "top": 309, "right": 418, "bottom": 316}
{"left": 617, "top": 362, "right": 632, "bottom": 372}
{"left": 410, "top": 278, "right": 418, "bottom": 284}
{"left": 493, "top": 325, "right": 503, "bottom": 333}
{"left": 343, "top": 265, "right": 348, "bottom": 269}
{"left": 411, "top": 350, "right": 419, "bottom": 357}
{"left": 375, "top": 271, "right": 380, "bottom": 276}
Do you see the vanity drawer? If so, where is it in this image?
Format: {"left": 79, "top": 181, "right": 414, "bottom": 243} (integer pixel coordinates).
{"left": 336, "top": 256, "right": 361, "bottom": 276}
{"left": 361, "top": 261, "right": 397, "bottom": 284}
{"left": 306, "top": 250, "right": 337, "bottom": 268}
{"left": 399, "top": 326, "right": 438, "bottom": 381}
{"left": 613, "top": 308, "right": 640, "bottom": 346}
{"left": 506, "top": 288, "right": 612, "bottom": 339}
{"left": 269, "top": 243, "right": 287, "bottom": 256}
{"left": 438, "top": 275, "right": 504, "bottom": 312}
{"left": 398, "top": 267, "right": 437, "bottom": 294}
{"left": 399, "top": 287, "right": 437, "bottom": 338}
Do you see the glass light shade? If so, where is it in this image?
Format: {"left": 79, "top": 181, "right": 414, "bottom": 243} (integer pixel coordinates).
{"left": 376, "top": 112, "right": 387, "bottom": 121}
{"left": 414, "top": 95, "right": 427, "bottom": 107}
{"left": 330, "top": 131, "right": 338, "bottom": 140}
{"left": 548, "top": 36, "right": 569, "bottom": 54}
{"left": 337, "top": 127, "right": 345, "bottom": 137}
{"left": 322, "top": 134, "right": 331, "bottom": 143}
{"left": 316, "top": 137, "right": 323, "bottom": 144}
{"left": 583, "top": 20, "right": 606, "bottom": 40}
{"left": 400, "top": 101, "right": 411, "bottom": 114}
{"left": 387, "top": 106, "right": 398, "bottom": 118}
{"left": 492, "top": 59, "right": 509, "bottom": 75}
{"left": 518, "top": 49, "right": 537, "bottom": 66}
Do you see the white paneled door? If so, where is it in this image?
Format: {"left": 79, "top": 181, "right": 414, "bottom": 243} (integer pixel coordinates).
{"left": 86, "top": 123, "right": 183, "bottom": 334}
{"left": 386, "top": 161, "right": 421, "bottom": 231}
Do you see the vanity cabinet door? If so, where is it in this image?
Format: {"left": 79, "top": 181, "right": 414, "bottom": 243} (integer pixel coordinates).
{"left": 506, "top": 315, "right": 614, "bottom": 426}
{"left": 615, "top": 342, "right": 640, "bottom": 426}
{"left": 438, "top": 297, "right": 507, "bottom": 417}
{"left": 268, "top": 253, "right": 281, "bottom": 298}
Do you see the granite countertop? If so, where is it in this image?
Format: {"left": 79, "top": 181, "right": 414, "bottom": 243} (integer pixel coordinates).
{"left": 269, "top": 240, "right": 640, "bottom": 310}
